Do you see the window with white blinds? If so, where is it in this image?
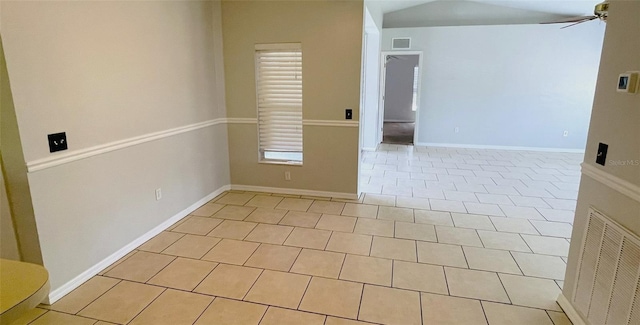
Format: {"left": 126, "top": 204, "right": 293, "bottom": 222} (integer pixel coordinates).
{"left": 255, "top": 43, "right": 303, "bottom": 164}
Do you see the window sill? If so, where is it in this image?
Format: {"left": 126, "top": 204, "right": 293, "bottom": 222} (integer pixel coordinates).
{"left": 258, "top": 160, "right": 303, "bottom": 166}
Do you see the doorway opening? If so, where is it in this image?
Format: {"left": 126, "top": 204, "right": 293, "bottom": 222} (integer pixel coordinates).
{"left": 383, "top": 121, "right": 415, "bottom": 144}
{"left": 379, "top": 52, "right": 422, "bottom": 145}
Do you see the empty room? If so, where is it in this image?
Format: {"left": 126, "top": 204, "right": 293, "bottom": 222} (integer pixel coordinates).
{"left": 1, "top": 1, "right": 639, "bottom": 325}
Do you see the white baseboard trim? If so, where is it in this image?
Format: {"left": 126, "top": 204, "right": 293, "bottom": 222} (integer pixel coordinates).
{"left": 384, "top": 120, "right": 415, "bottom": 123}
{"left": 581, "top": 163, "right": 640, "bottom": 203}
{"left": 414, "top": 142, "right": 586, "bottom": 153}
{"left": 230, "top": 184, "right": 358, "bottom": 200}
{"left": 362, "top": 147, "right": 377, "bottom": 152}
{"left": 557, "top": 293, "right": 586, "bottom": 325}
{"left": 47, "top": 185, "right": 231, "bottom": 303}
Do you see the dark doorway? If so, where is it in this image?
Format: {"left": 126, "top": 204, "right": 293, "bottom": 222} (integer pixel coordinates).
{"left": 383, "top": 122, "right": 415, "bottom": 144}
{"left": 381, "top": 54, "right": 419, "bottom": 145}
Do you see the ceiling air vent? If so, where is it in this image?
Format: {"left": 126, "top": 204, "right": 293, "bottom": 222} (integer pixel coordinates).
{"left": 392, "top": 38, "right": 411, "bottom": 50}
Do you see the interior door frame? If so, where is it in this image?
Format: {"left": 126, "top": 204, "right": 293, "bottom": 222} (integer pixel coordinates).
{"left": 378, "top": 50, "right": 424, "bottom": 146}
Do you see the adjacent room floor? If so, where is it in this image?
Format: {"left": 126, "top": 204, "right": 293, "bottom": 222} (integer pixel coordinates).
{"left": 21, "top": 145, "right": 579, "bottom": 325}
{"left": 382, "top": 122, "right": 414, "bottom": 145}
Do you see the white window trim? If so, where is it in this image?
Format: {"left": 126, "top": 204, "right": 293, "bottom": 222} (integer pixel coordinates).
{"left": 254, "top": 43, "right": 303, "bottom": 166}
{"left": 411, "top": 65, "right": 419, "bottom": 112}
{"left": 255, "top": 43, "right": 301, "bottom": 51}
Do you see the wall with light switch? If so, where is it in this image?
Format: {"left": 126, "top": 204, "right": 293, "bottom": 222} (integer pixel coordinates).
{"left": 382, "top": 22, "right": 605, "bottom": 150}
{"left": 222, "top": 0, "right": 363, "bottom": 196}
{"left": 0, "top": 36, "right": 43, "bottom": 264}
{"left": 1, "top": 0, "right": 230, "bottom": 295}
{"left": 562, "top": 1, "right": 640, "bottom": 324}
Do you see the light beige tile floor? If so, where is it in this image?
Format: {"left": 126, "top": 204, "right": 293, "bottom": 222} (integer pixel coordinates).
{"left": 290, "top": 249, "right": 345, "bottom": 279}
{"left": 392, "top": 260, "right": 448, "bottom": 294}
{"left": 194, "top": 297, "right": 266, "bottom": 325}
{"left": 358, "top": 285, "right": 422, "bottom": 325}
{"left": 33, "top": 146, "right": 578, "bottom": 325}
{"left": 298, "top": 277, "right": 363, "bottom": 319}
{"left": 129, "top": 289, "right": 213, "bottom": 325}
{"left": 260, "top": 306, "right": 326, "bottom": 325}
{"left": 147, "top": 257, "right": 217, "bottom": 291}
{"left": 194, "top": 263, "right": 262, "bottom": 299}
{"left": 421, "top": 293, "right": 488, "bottom": 325}
{"left": 244, "top": 270, "right": 310, "bottom": 309}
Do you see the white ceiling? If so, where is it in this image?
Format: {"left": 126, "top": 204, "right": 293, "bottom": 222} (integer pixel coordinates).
{"left": 376, "top": 0, "right": 602, "bottom": 16}
{"left": 382, "top": 1, "right": 580, "bottom": 28}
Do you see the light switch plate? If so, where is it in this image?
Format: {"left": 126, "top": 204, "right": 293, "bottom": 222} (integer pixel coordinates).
{"left": 345, "top": 108, "right": 353, "bottom": 120}
{"left": 596, "top": 142, "right": 608, "bottom": 166}
{"left": 48, "top": 132, "right": 68, "bottom": 153}
{"left": 617, "top": 72, "right": 638, "bottom": 93}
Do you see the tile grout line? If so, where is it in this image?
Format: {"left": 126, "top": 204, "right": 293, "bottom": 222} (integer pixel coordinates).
{"left": 124, "top": 286, "right": 168, "bottom": 324}
{"left": 418, "top": 289, "right": 425, "bottom": 325}
{"left": 390, "top": 260, "right": 395, "bottom": 288}
{"left": 99, "top": 250, "right": 139, "bottom": 276}
{"left": 355, "top": 283, "right": 365, "bottom": 322}
{"left": 56, "top": 276, "right": 123, "bottom": 316}
{"left": 518, "top": 232, "right": 536, "bottom": 254}
{"left": 242, "top": 243, "right": 266, "bottom": 270}
{"left": 35, "top": 309, "right": 108, "bottom": 324}
{"left": 190, "top": 261, "right": 220, "bottom": 293}
{"left": 191, "top": 296, "right": 217, "bottom": 325}
{"left": 255, "top": 305, "right": 269, "bottom": 325}
{"left": 479, "top": 300, "right": 491, "bottom": 325}
{"left": 507, "top": 250, "right": 526, "bottom": 276}
{"left": 141, "top": 254, "right": 178, "bottom": 286}
{"left": 286, "top": 244, "right": 305, "bottom": 273}
{"left": 25, "top": 309, "right": 50, "bottom": 324}
{"left": 295, "top": 276, "right": 313, "bottom": 311}
{"left": 240, "top": 268, "right": 265, "bottom": 301}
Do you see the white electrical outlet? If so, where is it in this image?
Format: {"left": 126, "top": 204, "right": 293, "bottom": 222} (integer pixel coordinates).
{"left": 155, "top": 188, "right": 162, "bottom": 201}
{"left": 284, "top": 171, "right": 291, "bottom": 181}
{"left": 563, "top": 130, "right": 569, "bottom": 137}
{"left": 454, "top": 127, "right": 459, "bottom": 133}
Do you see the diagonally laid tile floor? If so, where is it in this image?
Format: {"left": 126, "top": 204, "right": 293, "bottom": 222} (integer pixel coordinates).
{"left": 17, "top": 145, "right": 580, "bottom": 325}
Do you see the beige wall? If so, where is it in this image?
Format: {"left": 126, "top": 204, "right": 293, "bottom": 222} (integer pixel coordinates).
{"left": 0, "top": 35, "right": 42, "bottom": 264}
{"left": 580, "top": 1, "right": 640, "bottom": 188}
{"left": 563, "top": 0, "right": 640, "bottom": 320}
{"left": 1, "top": 1, "right": 230, "bottom": 292}
{"left": 1, "top": 166, "right": 21, "bottom": 260}
{"left": 222, "top": 0, "right": 363, "bottom": 195}
{"left": 2, "top": 1, "right": 226, "bottom": 163}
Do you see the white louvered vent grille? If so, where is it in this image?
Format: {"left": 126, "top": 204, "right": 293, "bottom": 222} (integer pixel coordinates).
{"left": 572, "top": 208, "right": 640, "bottom": 325}
{"left": 608, "top": 238, "right": 640, "bottom": 324}
{"left": 630, "top": 274, "right": 640, "bottom": 324}
{"left": 574, "top": 213, "right": 605, "bottom": 314}
{"left": 392, "top": 37, "right": 411, "bottom": 50}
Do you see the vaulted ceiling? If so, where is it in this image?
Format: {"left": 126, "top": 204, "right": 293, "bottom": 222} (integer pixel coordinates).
{"left": 374, "top": 0, "right": 602, "bottom": 28}
{"left": 377, "top": 0, "right": 601, "bottom": 16}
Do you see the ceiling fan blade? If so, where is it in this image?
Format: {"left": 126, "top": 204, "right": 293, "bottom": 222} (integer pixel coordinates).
{"left": 540, "top": 15, "right": 595, "bottom": 24}
{"left": 560, "top": 16, "right": 598, "bottom": 29}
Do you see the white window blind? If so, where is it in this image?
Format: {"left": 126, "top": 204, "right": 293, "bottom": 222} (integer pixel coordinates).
{"left": 255, "top": 43, "right": 303, "bottom": 164}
